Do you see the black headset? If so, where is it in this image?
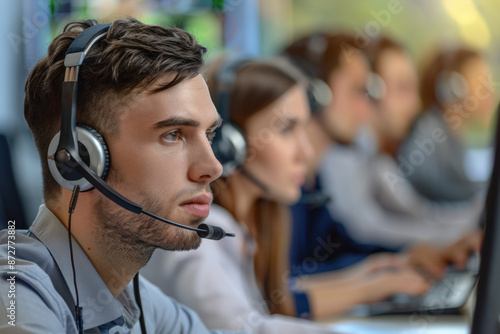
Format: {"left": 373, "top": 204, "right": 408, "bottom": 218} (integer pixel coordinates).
{"left": 47, "top": 22, "right": 235, "bottom": 334}
{"left": 47, "top": 23, "right": 112, "bottom": 192}
{"left": 211, "top": 57, "right": 249, "bottom": 177}
{"left": 210, "top": 57, "right": 275, "bottom": 192}
{"left": 435, "top": 71, "right": 469, "bottom": 107}
{"left": 434, "top": 49, "right": 469, "bottom": 107}
{"left": 283, "top": 33, "right": 332, "bottom": 114}
{"left": 366, "top": 71, "right": 387, "bottom": 103}
{"left": 363, "top": 37, "right": 390, "bottom": 103}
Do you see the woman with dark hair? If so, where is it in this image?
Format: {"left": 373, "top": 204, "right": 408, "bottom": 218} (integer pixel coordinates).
{"left": 399, "top": 47, "right": 495, "bottom": 202}
{"left": 141, "top": 57, "right": 432, "bottom": 333}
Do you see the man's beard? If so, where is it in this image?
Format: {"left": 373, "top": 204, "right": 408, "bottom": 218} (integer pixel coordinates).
{"left": 91, "top": 188, "right": 203, "bottom": 267}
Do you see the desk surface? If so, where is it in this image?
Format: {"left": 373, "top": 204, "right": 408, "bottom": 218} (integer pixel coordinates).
{"left": 329, "top": 314, "right": 469, "bottom": 333}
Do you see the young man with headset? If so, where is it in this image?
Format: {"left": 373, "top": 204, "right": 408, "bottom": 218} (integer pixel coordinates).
{"left": 0, "top": 18, "right": 241, "bottom": 333}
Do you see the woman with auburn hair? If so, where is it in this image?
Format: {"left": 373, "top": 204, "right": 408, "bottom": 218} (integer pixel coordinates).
{"left": 141, "top": 57, "right": 432, "bottom": 333}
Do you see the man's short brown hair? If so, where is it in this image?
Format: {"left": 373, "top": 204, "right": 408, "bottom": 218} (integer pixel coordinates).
{"left": 24, "top": 18, "right": 206, "bottom": 205}
{"left": 283, "top": 33, "right": 359, "bottom": 83}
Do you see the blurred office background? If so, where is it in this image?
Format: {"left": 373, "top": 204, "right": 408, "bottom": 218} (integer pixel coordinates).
{"left": 1, "top": 0, "right": 499, "bottom": 225}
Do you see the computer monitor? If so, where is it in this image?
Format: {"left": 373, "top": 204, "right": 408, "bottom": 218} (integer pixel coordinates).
{"left": 471, "top": 108, "right": 500, "bottom": 334}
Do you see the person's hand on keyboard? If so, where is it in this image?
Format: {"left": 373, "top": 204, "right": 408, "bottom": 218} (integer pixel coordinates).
{"left": 361, "top": 267, "right": 432, "bottom": 304}
{"left": 439, "top": 229, "right": 482, "bottom": 270}
{"left": 405, "top": 229, "right": 483, "bottom": 280}
{"left": 338, "top": 253, "right": 408, "bottom": 281}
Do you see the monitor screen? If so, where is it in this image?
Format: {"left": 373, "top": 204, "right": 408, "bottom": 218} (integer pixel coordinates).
{"left": 471, "top": 107, "right": 500, "bottom": 334}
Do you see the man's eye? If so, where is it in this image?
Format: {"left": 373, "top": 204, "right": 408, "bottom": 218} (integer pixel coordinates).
{"left": 163, "top": 131, "right": 181, "bottom": 142}
{"left": 207, "top": 130, "right": 217, "bottom": 144}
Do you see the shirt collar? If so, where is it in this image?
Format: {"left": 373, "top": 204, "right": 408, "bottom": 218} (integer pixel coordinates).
{"left": 29, "top": 205, "right": 139, "bottom": 330}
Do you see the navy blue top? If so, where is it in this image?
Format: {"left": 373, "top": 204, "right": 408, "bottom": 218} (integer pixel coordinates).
{"left": 289, "top": 176, "right": 397, "bottom": 278}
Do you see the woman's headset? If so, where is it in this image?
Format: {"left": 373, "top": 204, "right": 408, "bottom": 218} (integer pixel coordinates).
{"left": 434, "top": 49, "right": 470, "bottom": 107}
{"left": 211, "top": 57, "right": 250, "bottom": 177}
{"left": 283, "top": 33, "right": 333, "bottom": 115}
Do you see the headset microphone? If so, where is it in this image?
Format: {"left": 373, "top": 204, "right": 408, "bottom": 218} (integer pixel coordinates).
{"left": 196, "top": 223, "right": 233, "bottom": 240}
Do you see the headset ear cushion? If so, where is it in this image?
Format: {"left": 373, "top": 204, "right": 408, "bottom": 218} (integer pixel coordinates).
{"left": 307, "top": 78, "right": 332, "bottom": 113}
{"left": 77, "top": 124, "right": 110, "bottom": 181}
{"left": 47, "top": 124, "right": 110, "bottom": 191}
{"left": 435, "top": 71, "right": 469, "bottom": 107}
{"left": 212, "top": 123, "right": 247, "bottom": 177}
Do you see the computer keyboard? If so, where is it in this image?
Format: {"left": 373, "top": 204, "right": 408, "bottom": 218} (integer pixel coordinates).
{"left": 366, "top": 255, "right": 479, "bottom": 315}
{"left": 420, "top": 270, "right": 477, "bottom": 309}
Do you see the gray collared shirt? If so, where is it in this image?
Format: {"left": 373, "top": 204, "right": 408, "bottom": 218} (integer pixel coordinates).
{"left": 0, "top": 205, "right": 242, "bottom": 333}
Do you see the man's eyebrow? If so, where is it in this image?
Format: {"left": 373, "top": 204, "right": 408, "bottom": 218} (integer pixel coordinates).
{"left": 153, "top": 117, "right": 200, "bottom": 129}
{"left": 153, "top": 115, "right": 222, "bottom": 130}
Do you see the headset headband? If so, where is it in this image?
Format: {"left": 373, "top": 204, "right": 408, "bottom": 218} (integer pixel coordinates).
{"left": 211, "top": 57, "right": 252, "bottom": 176}
{"left": 56, "top": 23, "right": 111, "bottom": 157}
{"left": 215, "top": 57, "right": 252, "bottom": 122}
